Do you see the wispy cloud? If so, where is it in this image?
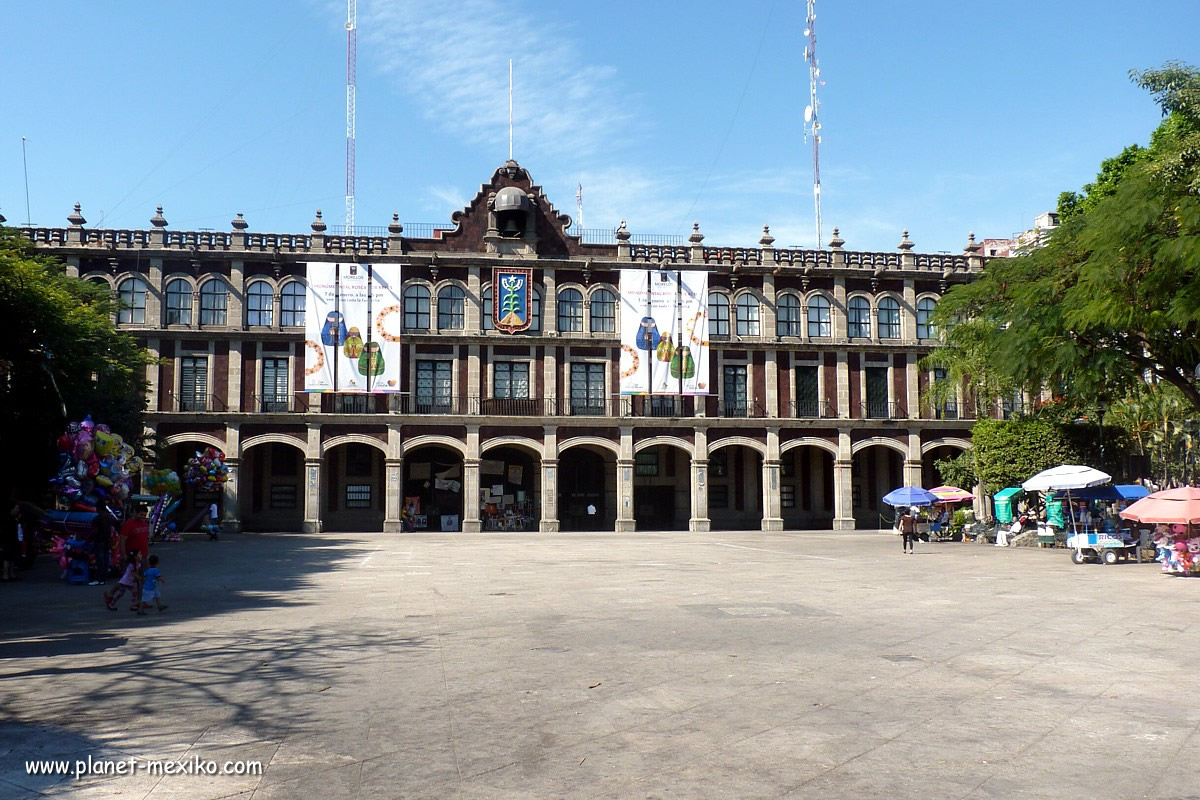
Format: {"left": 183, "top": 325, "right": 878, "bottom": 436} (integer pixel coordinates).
{"left": 361, "top": 0, "right": 635, "bottom": 159}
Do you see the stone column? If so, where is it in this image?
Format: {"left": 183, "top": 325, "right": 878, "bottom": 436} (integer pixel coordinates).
{"left": 384, "top": 423, "right": 403, "bottom": 532}
{"left": 467, "top": 344, "right": 481, "bottom": 405}
{"left": 145, "top": 338, "right": 161, "bottom": 412}
{"left": 463, "top": 426, "right": 482, "bottom": 532}
{"left": 616, "top": 426, "right": 636, "bottom": 531}
{"left": 690, "top": 428, "right": 710, "bottom": 531}
{"left": 540, "top": 425, "right": 559, "bottom": 532}
{"left": 222, "top": 423, "right": 242, "bottom": 533}
{"left": 303, "top": 423, "right": 322, "bottom": 533}
{"left": 147, "top": 258, "right": 164, "bottom": 325}
{"left": 762, "top": 427, "right": 783, "bottom": 530}
{"left": 542, "top": 269, "right": 557, "bottom": 335}
{"left": 228, "top": 339, "right": 242, "bottom": 412}
{"left": 905, "top": 431, "right": 924, "bottom": 488}
{"left": 832, "top": 275, "right": 848, "bottom": 340}
{"left": 229, "top": 260, "right": 245, "bottom": 329}
{"left": 836, "top": 350, "right": 850, "bottom": 418}
{"left": 833, "top": 428, "right": 855, "bottom": 530}
{"left": 765, "top": 351, "right": 778, "bottom": 418}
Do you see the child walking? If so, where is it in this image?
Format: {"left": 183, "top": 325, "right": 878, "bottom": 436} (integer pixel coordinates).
{"left": 138, "top": 554, "right": 167, "bottom": 614}
{"left": 104, "top": 552, "right": 141, "bottom": 610}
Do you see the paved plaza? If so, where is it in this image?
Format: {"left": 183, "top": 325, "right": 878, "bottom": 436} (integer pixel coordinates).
{"left": 2, "top": 530, "right": 1199, "bottom": 799}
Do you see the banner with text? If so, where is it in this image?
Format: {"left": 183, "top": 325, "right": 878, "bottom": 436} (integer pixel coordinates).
{"left": 618, "top": 269, "right": 709, "bottom": 395}
{"left": 304, "top": 262, "right": 403, "bottom": 392}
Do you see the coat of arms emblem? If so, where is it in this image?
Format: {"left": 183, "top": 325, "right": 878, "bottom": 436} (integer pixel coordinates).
{"left": 492, "top": 267, "right": 534, "bottom": 333}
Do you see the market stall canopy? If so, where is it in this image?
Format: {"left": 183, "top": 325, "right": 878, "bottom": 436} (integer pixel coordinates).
{"left": 1119, "top": 487, "right": 1200, "bottom": 524}
{"left": 1021, "top": 465, "right": 1111, "bottom": 492}
{"left": 930, "top": 486, "right": 974, "bottom": 503}
{"left": 1069, "top": 484, "right": 1152, "bottom": 502}
{"left": 882, "top": 486, "right": 939, "bottom": 507}
{"left": 993, "top": 487, "right": 1024, "bottom": 525}
{"left": 1116, "top": 484, "right": 1150, "bottom": 500}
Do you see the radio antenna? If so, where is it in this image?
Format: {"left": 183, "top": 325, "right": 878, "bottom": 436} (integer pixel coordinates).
{"left": 803, "top": 0, "right": 823, "bottom": 248}
{"left": 345, "top": 0, "right": 357, "bottom": 234}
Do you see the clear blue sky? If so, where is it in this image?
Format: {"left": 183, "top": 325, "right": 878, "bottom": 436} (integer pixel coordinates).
{"left": 2, "top": 1, "right": 1197, "bottom": 252}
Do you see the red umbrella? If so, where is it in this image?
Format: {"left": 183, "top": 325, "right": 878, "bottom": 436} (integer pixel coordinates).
{"left": 1118, "top": 487, "right": 1200, "bottom": 525}
{"left": 930, "top": 486, "right": 974, "bottom": 503}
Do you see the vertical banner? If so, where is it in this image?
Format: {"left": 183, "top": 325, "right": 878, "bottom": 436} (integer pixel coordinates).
{"left": 677, "top": 270, "right": 710, "bottom": 395}
{"left": 619, "top": 269, "right": 710, "bottom": 395}
{"left": 305, "top": 262, "right": 403, "bottom": 393}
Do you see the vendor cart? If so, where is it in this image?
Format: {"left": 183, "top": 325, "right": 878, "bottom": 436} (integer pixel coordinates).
{"left": 1064, "top": 531, "right": 1139, "bottom": 564}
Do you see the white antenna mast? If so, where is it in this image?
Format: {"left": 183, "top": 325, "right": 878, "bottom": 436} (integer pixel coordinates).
{"left": 803, "top": 0, "right": 823, "bottom": 248}
{"left": 345, "top": 0, "right": 357, "bottom": 234}
{"left": 508, "top": 58, "right": 513, "bottom": 160}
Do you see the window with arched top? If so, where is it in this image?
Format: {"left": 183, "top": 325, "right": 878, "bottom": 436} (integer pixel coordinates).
{"left": 848, "top": 296, "right": 871, "bottom": 339}
{"left": 437, "top": 285, "right": 465, "bottom": 330}
{"left": 735, "top": 294, "right": 760, "bottom": 336}
{"left": 807, "top": 295, "right": 831, "bottom": 337}
{"left": 280, "top": 281, "right": 305, "bottom": 327}
{"left": 777, "top": 294, "right": 802, "bottom": 337}
{"left": 247, "top": 281, "right": 274, "bottom": 327}
{"left": 404, "top": 285, "right": 430, "bottom": 330}
{"left": 557, "top": 288, "right": 583, "bottom": 332}
{"left": 877, "top": 297, "right": 901, "bottom": 339}
{"left": 917, "top": 298, "right": 938, "bottom": 340}
{"left": 590, "top": 288, "right": 615, "bottom": 333}
{"left": 199, "top": 278, "right": 228, "bottom": 326}
{"left": 116, "top": 277, "right": 148, "bottom": 324}
{"left": 708, "top": 293, "right": 730, "bottom": 337}
{"left": 165, "top": 279, "right": 192, "bottom": 325}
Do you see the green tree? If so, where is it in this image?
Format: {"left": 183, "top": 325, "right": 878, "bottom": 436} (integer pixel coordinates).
{"left": 0, "top": 229, "right": 152, "bottom": 499}
{"left": 1055, "top": 143, "right": 1148, "bottom": 222}
{"left": 933, "top": 62, "right": 1200, "bottom": 414}
{"left": 968, "top": 418, "right": 1080, "bottom": 494}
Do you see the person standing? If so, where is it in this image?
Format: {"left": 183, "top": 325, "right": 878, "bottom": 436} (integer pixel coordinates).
{"left": 207, "top": 501, "right": 221, "bottom": 541}
{"left": 120, "top": 506, "right": 150, "bottom": 562}
{"left": 899, "top": 507, "right": 918, "bottom": 554}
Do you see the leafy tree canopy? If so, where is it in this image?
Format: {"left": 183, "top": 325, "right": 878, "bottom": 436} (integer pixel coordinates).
{"left": 933, "top": 62, "right": 1200, "bottom": 415}
{"left": 0, "top": 229, "right": 151, "bottom": 499}
{"left": 969, "top": 418, "right": 1080, "bottom": 494}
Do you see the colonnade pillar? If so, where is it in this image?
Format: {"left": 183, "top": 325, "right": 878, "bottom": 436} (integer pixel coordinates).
{"left": 616, "top": 426, "right": 636, "bottom": 531}
{"left": 832, "top": 429, "right": 855, "bottom": 530}
{"left": 221, "top": 423, "right": 242, "bottom": 533}
{"left": 464, "top": 426, "right": 482, "bottom": 532}
{"left": 689, "top": 429, "right": 710, "bottom": 532}
{"left": 905, "top": 431, "right": 924, "bottom": 488}
{"left": 762, "top": 428, "right": 783, "bottom": 531}
{"left": 302, "top": 423, "right": 322, "bottom": 533}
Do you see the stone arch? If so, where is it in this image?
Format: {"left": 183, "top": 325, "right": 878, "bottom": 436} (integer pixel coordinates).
{"left": 851, "top": 437, "right": 908, "bottom": 457}
{"left": 587, "top": 282, "right": 617, "bottom": 300}
{"left": 322, "top": 433, "right": 388, "bottom": 456}
{"left": 81, "top": 271, "right": 114, "bottom": 288}
{"left": 161, "top": 432, "right": 225, "bottom": 451}
{"left": 708, "top": 436, "right": 767, "bottom": 457}
{"left": 242, "top": 433, "right": 309, "bottom": 457}
{"left": 780, "top": 437, "right": 838, "bottom": 457}
{"left": 402, "top": 434, "right": 467, "bottom": 458}
{"left": 557, "top": 436, "right": 620, "bottom": 458}
{"left": 921, "top": 437, "right": 972, "bottom": 455}
{"left": 481, "top": 436, "right": 543, "bottom": 459}
{"left": 633, "top": 436, "right": 694, "bottom": 459}
{"left": 162, "top": 272, "right": 197, "bottom": 290}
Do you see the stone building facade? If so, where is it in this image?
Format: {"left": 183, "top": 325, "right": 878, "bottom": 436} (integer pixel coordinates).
{"left": 20, "top": 161, "right": 983, "bottom": 534}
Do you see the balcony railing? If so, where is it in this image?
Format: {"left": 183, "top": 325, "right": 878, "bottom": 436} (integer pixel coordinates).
{"left": 933, "top": 402, "right": 959, "bottom": 420}
{"left": 708, "top": 398, "right": 769, "bottom": 418}
{"left": 248, "top": 394, "right": 312, "bottom": 413}
{"left": 789, "top": 399, "right": 838, "bottom": 419}
{"left": 162, "top": 392, "right": 227, "bottom": 413}
{"left": 860, "top": 401, "right": 908, "bottom": 420}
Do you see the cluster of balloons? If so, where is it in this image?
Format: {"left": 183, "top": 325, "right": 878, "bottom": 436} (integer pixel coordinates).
{"left": 49, "top": 416, "right": 141, "bottom": 511}
{"left": 184, "top": 447, "right": 228, "bottom": 487}
{"left": 143, "top": 468, "right": 181, "bottom": 497}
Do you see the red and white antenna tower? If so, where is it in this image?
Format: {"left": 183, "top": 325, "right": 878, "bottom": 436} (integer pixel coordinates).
{"left": 345, "top": 0, "right": 357, "bottom": 234}
{"left": 803, "top": 0, "right": 823, "bottom": 248}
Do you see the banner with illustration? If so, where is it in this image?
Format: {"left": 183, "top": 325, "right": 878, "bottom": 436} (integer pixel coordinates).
{"left": 304, "top": 262, "right": 403, "bottom": 392}
{"left": 618, "top": 269, "right": 710, "bottom": 395}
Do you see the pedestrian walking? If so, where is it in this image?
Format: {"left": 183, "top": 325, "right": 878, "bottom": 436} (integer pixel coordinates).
{"left": 208, "top": 501, "right": 221, "bottom": 541}
{"left": 105, "top": 552, "right": 141, "bottom": 610}
{"left": 899, "top": 507, "right": 918, "bottom": 554}
{"left": 138, "top": 554, "right": 167, "bottom": 613}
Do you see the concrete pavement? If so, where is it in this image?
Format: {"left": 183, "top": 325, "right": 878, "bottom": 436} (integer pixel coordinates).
{"left": 2, "top": 530, "right": 1199, "bottom": 799}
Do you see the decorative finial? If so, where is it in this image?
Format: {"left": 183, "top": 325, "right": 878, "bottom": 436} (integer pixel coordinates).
{"left": 897, "top": 229, "right": 914, "bottom": 251}
{"left": 388, "top": 212, "right": 403, "bottom": 235}
{"left": 759, "top": 224, "right": 775, "bottom": 247}
{"left": 828, "top": 227, "right": 845, "bottom": 250}
{"left": 688, "top": 221, "right": 704, "bottom": 245}
{"left": 231, "top": 213, "right": 248, "bottom": 231}
{"left": 614, "top": 220, "right": 630, "bottom": 242}
{"left": 68, "top": 203, "right": 86, "bottom": 227}
{"left": 963, "top": 231, "right": 980, "bottom": 254}
{"left": 150, "top": 205, "right": 167, "bottom": 228}
{"left": 311, "top": 209, "right": 327, "bottom": 233}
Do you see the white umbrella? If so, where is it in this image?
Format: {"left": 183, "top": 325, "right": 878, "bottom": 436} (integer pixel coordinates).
{"left": 1021, "top": 465, "right": 1111, "bottom": 559}
{"left": 1021, "top": 465, "right": 1111, "bottom": 492}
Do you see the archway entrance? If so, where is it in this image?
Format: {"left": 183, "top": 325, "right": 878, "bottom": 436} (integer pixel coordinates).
{"left": 161, "top": 440, "right": 225, "bottom": 531}
{"left": 632, "top": 444, "right": 691, "bottom": 531}
{"left": 479, "top": 445, "right": 540, "bottom": 532}
{"left": 323, "top": 442, "right": 385, "bottom": 532}
{"left": 922, "top": 445, "right": 967, "bottom": 489}
{"left": 558, "top": 445, "right": 616, "bottom": 531}
{"left": 707, "top": 444, "right": 764, "bottom": 531}
{"left": 402, "top": 445, "right": 464, "bottom": 532}
{"left": 852, "top": 444, "right": 904, "bottom": 528}
{"left": 780, "top": 445, "right": 835, "bottom": 530}
{"left": 242, "top": 440, "right": 305, "bottom": 532}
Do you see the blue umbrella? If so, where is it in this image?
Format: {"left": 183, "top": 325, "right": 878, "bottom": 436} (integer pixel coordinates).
{"left": 882, "top": 486, "right": 939, "bottom": 507}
